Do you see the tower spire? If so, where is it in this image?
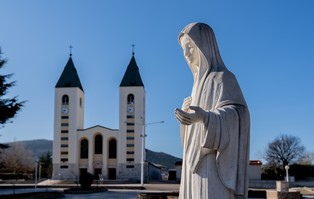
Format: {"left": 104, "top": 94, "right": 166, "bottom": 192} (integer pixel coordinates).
{"left": 120, "top": 52, "right": 144, "bottom": 87}
{"left": 56, "top": 53, "right": 84, "bottom": 91}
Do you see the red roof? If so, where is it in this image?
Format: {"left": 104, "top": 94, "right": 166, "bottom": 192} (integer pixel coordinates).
{"left": 249, "top": 160, "right": 262, "bottom": 165}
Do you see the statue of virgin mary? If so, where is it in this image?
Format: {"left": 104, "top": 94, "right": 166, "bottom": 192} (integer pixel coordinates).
{"left": 175, "top": 22, "right": 250, "bottom": 199}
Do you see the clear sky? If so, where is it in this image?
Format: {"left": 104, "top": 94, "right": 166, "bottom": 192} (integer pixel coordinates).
{"left": 1, "top": 1, "right": 314, "bottom": 161}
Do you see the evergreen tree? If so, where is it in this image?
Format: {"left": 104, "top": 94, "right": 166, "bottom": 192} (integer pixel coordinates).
{"left": 39, "top": 151, "right": 52, "bottom": 178}
{"left": 0, "top": 48, "right": 24, "bottom": 128}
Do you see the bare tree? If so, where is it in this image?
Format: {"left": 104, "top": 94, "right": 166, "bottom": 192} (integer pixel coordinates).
{"left": 0, "top": 142, "right": 34, "bottom": 173}
{"left": 264, "top": 134, "right": 305, "bottom": 170}
{"left": 297, "top": 152, "right": 314, "bottom": 165}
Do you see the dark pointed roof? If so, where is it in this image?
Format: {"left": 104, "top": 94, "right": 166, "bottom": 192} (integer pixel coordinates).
{"left": 55, "top": 56, "right": 84, "bottom": 92}
{"left": 120, "top": 55, "right": 144, "bottom": 87}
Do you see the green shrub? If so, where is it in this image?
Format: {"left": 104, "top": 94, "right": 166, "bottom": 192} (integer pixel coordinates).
{"left": 79, "top": 172, "right": 93, "bottom": 188}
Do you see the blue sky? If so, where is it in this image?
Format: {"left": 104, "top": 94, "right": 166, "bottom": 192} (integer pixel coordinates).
{"left": 1, "top": 1, "right": 314, "bottom": 161}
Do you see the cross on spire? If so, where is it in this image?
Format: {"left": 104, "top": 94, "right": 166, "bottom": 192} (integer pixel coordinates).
{"left": 69, "top": 45, "right": 73, "bottom": 57}
{"left": 132, "top": 44, "right": 135, "bottom": 56}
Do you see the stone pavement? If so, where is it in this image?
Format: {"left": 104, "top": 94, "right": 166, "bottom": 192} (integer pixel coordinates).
{"left": 0, "top": 182, "right": 179, "bottom": 199}
{"left": 64, "top": 190, "right": 139, "bottom": 199}
{"left": 0, "top": 181, "right": 314, "bottom": 198}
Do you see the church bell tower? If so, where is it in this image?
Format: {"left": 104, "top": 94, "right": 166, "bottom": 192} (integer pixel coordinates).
{"left": 52, "top": 54, "right": 84, "bottom": 179}
{"left": 119, "top": 52, "right": 145, "bottom": 179}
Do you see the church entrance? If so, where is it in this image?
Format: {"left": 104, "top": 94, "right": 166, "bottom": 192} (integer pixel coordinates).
{"left": 108, "top": 168, "right": 116, "bottom": 180}
{"left": 79, "top": 168, "right": 87, "bottom": 176}
{"left": 94, "top": 168, "right": 102, "bottom": 179}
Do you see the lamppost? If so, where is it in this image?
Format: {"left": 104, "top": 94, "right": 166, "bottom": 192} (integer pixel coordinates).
{"left": 139, "top": 121, "right": 164, "bottom": 186}
{"left": 39, "top": 162, "right": 42, "bottom": 180}
{"left": 35, "top": 158, "right": 38, "bottom": 192}
{"left": 285, "top": 165, "right": 290, "bottom": 182}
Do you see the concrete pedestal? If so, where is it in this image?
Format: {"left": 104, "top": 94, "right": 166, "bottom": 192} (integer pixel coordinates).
{"left": 266, "top": 181, "right": 300, "bottom": 199}
{"left": 266, "top": 190, "right": 300, "bottom": 199}
{"left": 276, "top": 181, "right": 289, "bottom": 192}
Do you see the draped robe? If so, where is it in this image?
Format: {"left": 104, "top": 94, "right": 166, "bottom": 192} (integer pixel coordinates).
{"left": 178, "top": 23, "right": 250, "bottom": 199}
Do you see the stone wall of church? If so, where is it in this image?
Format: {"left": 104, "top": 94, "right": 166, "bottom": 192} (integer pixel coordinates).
{"left": 117, "top": 163, "right": 142, "bottom": 181}
{"left": 52, "top": 163, "right": 79, "bottom": 180}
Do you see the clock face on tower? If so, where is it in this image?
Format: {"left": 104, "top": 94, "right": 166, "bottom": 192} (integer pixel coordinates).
{"left": 127, "top": 106, "right": 134, "bottom": 113}
{"left": 62, "top": 107, "right": 69, "bottom": 114}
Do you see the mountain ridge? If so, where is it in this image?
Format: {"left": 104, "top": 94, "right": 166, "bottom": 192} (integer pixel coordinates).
{"left": 4, "top": 139, "right": 182, "bottom": 170}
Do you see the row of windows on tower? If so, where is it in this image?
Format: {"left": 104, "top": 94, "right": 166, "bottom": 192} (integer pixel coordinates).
{"left": 60, "top": 113, "right": 69, "bottom": 164}
{"left": 126, "top": 94, "right": 135, "bottom": 163}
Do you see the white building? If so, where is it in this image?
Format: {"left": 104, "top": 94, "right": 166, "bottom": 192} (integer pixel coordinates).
{"left": 52, "top": 52, "right": 146, "bottom": 181}
{"left": 248, "top": 160, "right": 262, "bottom": 180}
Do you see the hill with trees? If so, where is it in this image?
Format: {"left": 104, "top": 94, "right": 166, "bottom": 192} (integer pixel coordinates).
{"left": 4, "top": 139, "right": 181, "bottom": 170}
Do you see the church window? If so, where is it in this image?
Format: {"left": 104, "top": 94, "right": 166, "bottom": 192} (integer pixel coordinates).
{"left": 127, "top": 94, "right": 134, "bottom": 104}
{"left": 108, "top": 139, "right": 117, "bottom": 159}
{"left": 80, "top": 98, "right": 82, "bottom": 108}
{"left": 61, "top": 123, "right": 68, "bottom": 126}
{"left": 80, "top": 139, "right": 88, "bottom": 159}
{"left": 62, "top": 95, "right": 69, "bottom": 105}
{"left": 94, "top": 134, "right": 103, "bottom": 154}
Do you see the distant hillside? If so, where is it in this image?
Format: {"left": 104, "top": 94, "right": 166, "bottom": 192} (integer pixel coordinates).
{"left": 146, "top": 149, "right": 182, "bottom": 170}
{"left": 5, "top": 139, "right": 52, "bottom": 158}
{"left": 4, "top": 139, "right": 181, "bottom": 169}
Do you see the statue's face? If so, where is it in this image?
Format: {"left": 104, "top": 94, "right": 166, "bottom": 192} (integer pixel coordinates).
{"left": 180, "top": 34, "right": 199, "bottom": 72}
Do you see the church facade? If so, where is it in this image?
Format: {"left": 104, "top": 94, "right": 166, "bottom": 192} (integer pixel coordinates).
{"left": 52, "top": 53, "right": 146, "bottom": 181}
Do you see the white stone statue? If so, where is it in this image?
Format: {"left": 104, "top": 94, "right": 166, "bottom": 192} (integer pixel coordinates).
{"left": 175, "top": 22, "right": 250, "bottom": 199}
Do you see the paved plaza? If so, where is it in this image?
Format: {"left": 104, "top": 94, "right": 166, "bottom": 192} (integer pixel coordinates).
{"left": 0, "top": 188, "right": 138, "bottom": 199}
{"left": 0, "top": 182, "right": 314, "bottom": 199}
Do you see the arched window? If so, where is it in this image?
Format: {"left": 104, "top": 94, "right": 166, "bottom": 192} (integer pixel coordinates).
{"left": 127, "top": 94, "right": 134, "bottom": 104}
{"left": 108, "top": 139, "right": 117, "bottom": 159}
{"left": 80, "top": 139, "right": 88, "bottom": 159}
{"left": 62, "top": 95, "right": 69, "bottom": 105}
{"left": 94, "top": 134, "right": 103, "bottom": 154}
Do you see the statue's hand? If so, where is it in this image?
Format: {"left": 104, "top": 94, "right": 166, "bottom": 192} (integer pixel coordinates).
{"left": 182, "top": 96, "right": 192, "bottom": 112}
{"left": 175, "top": 106, "right": 206, "bottom": 125}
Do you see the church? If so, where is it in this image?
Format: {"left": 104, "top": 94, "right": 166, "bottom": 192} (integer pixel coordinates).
{"left": 52, "top": 52, "right": 148, "bottom": 181}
